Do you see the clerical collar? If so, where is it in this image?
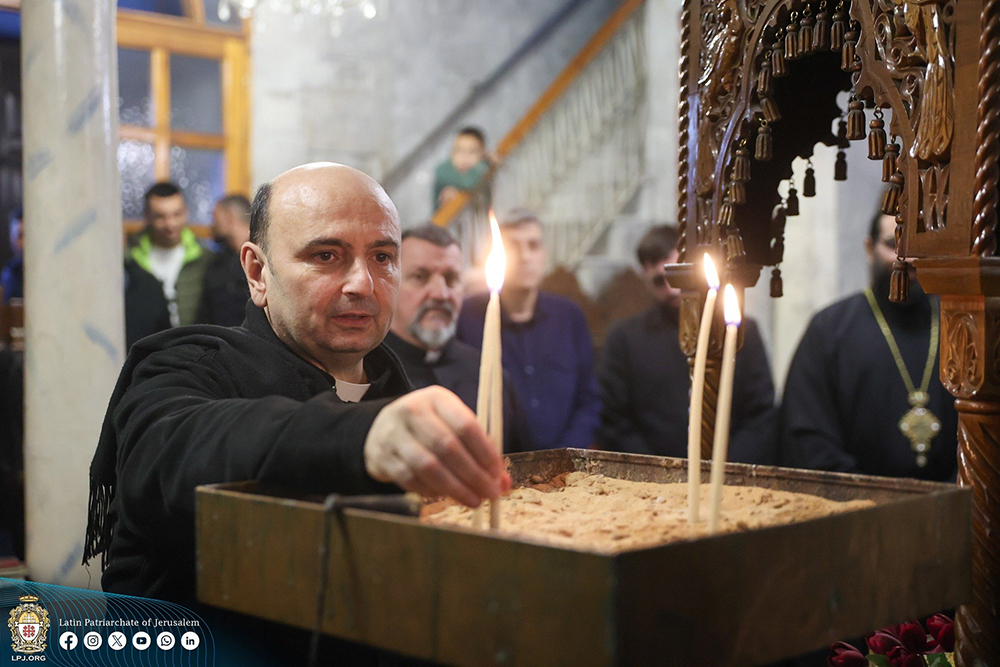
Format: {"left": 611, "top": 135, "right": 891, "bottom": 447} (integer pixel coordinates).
{"left": 334, "top": 378, "right": 371, "bottom": 403}
{"left": 384, "top": 330, "right": 450, "bottom": 366}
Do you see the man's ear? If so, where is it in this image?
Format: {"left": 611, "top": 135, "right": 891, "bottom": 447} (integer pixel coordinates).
{"left": 242, "top": 242, "right": 269, "bottom": 308}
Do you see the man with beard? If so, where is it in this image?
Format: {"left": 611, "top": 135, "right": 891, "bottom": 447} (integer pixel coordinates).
{"left": 85, "top": 164, "right": 507, "bottom": 665}
{"left": 597, "top": 225, "right": 777, "bottom": 462}
{"left": 384, "top": 224, "right": 531, "bottom": 452}
{"left": 778, "top": 211, "right": 958, "bottom": 480}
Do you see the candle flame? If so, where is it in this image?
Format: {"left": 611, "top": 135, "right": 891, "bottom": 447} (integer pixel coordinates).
{"left": 723, "top": 284, "right": 742, "bottom": 326}
{"left": 485, "top": 211, "right": 506, "bottom": 293}
{"left": 703, "top": 254, "right": 720, "bottom": 291}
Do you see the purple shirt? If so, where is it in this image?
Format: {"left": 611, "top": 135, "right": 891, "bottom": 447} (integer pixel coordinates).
{"left": 456, "top": 291, "right": 602, "bottom": 450}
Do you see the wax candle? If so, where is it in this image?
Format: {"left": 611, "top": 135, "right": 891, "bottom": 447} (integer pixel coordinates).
{"left": 708, "top": 284, "right": 741, "bottom": 534}
{"left": 475, "top": 212, "right": 506, "bottom": 529}
{"left": 688, "top": 254, "right": 720, "bottom": 524}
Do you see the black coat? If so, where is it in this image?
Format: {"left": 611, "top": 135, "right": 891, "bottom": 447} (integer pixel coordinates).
{"left": 87, "top": 303, "right": 409, "bottom": 605}
{"left": 597, "top": 304, "right": 778, "bottom": 464}
{"left": 778, "top": 287, "right": 958, "bottom": 480}
{"left": 124, "top": 260, "right": 171, "bottom": 349}
{"left": 196, "top": 245, "right": 250, "bottom": 327}
{"left": 384, "top": 331, "right": 533, "bottom": 453}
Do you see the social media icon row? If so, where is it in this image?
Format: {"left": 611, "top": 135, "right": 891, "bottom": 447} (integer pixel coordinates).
{"left": 59, "top": 630, "right": 200, "bottom": 651}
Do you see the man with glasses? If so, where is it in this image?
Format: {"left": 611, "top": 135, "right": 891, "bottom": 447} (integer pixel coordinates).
{"left": 778, "top": 212, "right": 958, "bottom": 480}
{"left": 597, "top": 225, "right": 777, "bottom": 462}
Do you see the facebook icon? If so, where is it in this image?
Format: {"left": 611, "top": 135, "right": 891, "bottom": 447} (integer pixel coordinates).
{"left": 59, "top": 631, "right": 78, "bottom": 650}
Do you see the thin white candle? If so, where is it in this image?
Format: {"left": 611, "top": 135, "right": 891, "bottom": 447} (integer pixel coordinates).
{"left": 688, "top": 254, "right": 720, "bottom": 524}
{"left": 708, "top": 284, "right": 741, "bottom": 534}
{"left": 475, "top": 212, "right": 506, "bottom": 529}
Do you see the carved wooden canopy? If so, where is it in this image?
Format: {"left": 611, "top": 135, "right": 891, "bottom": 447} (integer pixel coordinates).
{"left": 675, "top": 1, "right": 1000, "bottom": 663}
{"left": 677, "top": 0, "right": 996, "bottom": 273}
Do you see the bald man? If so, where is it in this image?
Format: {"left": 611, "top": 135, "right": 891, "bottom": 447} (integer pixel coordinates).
{"left": 85, "top": 164, "right": 506, "bottom": 612}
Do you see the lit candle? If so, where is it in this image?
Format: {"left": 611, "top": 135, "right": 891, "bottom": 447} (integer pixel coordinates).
{"left": 688, "top": 254, "right": 720, "bottom": 524}
{"left": 708, "top": 284, "right": 741, "bottom": 534}
{"left": 475, "top": 212, "right": 506, "bottom": 529}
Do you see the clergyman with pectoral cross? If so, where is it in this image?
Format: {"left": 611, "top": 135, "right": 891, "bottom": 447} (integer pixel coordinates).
{"left": 778, "top": 211, "right": 958, "bottom": 481}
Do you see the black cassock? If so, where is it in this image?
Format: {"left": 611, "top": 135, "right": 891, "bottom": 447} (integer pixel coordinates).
{"left": 778, "top": 282, "right": 958, "bottom": 481}
{"left": 384, "top": 331, "right": 533, "bottom": 453}
{"left": 597, "top": 304, "right": 778, "bottom": 464}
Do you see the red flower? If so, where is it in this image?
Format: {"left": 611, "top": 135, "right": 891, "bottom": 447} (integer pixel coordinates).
{"left": 827, "top": 641, "right": 867, "bottom": 667}
{"left": 897, "top": 621, "right": 928, "bottom": 652}
{"left": 867, "top": 630, "right": 903, "bottom": 655}
{"left": 927, "top": 613, "right": 955, "bottom": 652}
{"left": 887, "top": 646, "right": 924, "bottom": 667}
{"left": 936, "top": 621, "right": 955, "bottom": 652}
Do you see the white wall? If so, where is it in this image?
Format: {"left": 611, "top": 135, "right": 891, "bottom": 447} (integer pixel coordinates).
{"left": 250, "top": 0, "right": 619, "bottom": 225}
{"left": 749, "top": 137, "right": 883, "bottom": 394}
{"left": 637, "top": 0, "right": 680, "bottom": 223}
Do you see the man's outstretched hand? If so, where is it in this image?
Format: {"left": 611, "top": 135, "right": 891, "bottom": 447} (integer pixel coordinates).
{"left": 364, "top": 386, "right": 511, "bottom": 507}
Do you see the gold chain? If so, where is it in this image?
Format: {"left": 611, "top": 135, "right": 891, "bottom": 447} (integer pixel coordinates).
{"left": 863, "top": 288, "right": 939, "bottom": 396}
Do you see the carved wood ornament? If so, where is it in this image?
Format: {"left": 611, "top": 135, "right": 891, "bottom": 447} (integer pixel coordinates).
{"left": 673, "top": 0, "right": 1000, "bottom": 662}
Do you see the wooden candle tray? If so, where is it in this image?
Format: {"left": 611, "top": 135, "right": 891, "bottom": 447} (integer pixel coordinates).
{"left": 196, "top": 448, "right": 971, "bottom": 665}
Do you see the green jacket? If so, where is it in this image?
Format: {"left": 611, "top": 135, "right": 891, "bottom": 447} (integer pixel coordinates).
{"left": 433, "top": 159, "right": 489, "bottom": 209}
{"left": 129, "top": 228, "right": 212, "bottom": 327}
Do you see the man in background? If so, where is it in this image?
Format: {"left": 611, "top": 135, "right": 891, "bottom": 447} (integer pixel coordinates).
{"left": 1, "top": 207, "right": 22, "bottom": 302}
{"left": 129, "top": 182, "right": 211, "bottom": 327}
{"left": 124, "top": 260, "right": 171, "bottom": 349}
{"left": 198, "top": 194, "right": 252, "bottom": 326}
{"left": 385, "top": 223, "right": 531, "bottom": 453}
{"left": 457, "top": 208, "right": 601, "bottom": 450}
{"left": 779, "top": 211, "right": 957, "bottom": 480}
{"left": 433, "top": 126, "right": 492, "bottom": 211}
{"left": 597, "top": 225, "right": 777, "bottom": 462}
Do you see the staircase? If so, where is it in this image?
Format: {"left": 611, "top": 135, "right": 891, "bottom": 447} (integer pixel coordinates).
{"left": 434, "top": 0, "right": 648, "bottom": 271}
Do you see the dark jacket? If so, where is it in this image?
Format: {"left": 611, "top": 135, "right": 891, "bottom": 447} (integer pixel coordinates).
{"left": 597, "top": 304, "right": 778, "bottom": 464}
{"left": 456, "top": 292, "right": 602, "bottom": 450}
{"left": 384, "top": 331, "right": 533, "bottom": 453}
{"left": 86, "top": 303, "right": 409, "bottom": 604}
{"left": 124, "top": 261, "right": 171, "bottom": 349}
{"left": 196, "top": 245, "right": 250, "bottom": 327}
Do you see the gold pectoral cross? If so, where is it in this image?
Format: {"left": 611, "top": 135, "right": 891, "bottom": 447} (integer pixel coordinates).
{"left": 898, "top": 391, "right": 941, "bottom": 468}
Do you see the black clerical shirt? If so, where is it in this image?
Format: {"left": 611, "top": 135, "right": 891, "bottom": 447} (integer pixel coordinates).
{"left": 597, "top": 304, "right": 778, "bottom": 463}
{"left": 89, "top": 303, "right": 409, "bottom": 605}
{"left": 383, "top": 331, "right": 531, "bottom": 453}
{"left": 778, "top": 282, "right": 958, "bottom": 480}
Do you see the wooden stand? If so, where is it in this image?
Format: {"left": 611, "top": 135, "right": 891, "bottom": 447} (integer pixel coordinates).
{"left": 196, "top": 450, "right": 970, "bottom": 666}
{"left": 674, "top": 1, "right": 1000, "bottom": 661}
{"left": 916, "top": 257, "right": 1000, "bottom": 664}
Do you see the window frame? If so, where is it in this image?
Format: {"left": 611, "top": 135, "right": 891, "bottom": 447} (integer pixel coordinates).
{"left": 117, "top": 3, "right": 251, "bottom": 234}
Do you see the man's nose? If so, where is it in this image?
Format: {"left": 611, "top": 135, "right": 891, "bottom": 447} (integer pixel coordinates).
{"left": 427, "top": 274, "right": 452, "bottom": 300}
{"left": 342, "top": 257, "right": 374, "bottom": 297}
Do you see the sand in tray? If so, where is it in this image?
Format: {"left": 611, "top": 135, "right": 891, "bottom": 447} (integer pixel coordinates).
{"left": 421, "top": 471, "right": 874, "bottom": 552}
